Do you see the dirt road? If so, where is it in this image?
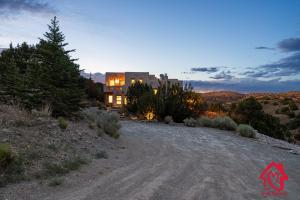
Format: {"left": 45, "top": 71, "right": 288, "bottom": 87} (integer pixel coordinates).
{"left": 3, "top": 121, "right": 300, "bottom": 200}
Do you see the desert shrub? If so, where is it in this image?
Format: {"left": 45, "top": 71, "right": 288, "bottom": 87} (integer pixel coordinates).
{"left": 197, "top": 116, "right": 213, "bottom": 127}
{"left": 95, "top": 151, "right": 108, "bottom": 159}
{"left": 263, "top": 100, "right": 269, "bottom": 104}
{"left": 183, "top": 118, "right": 197, "bottom": 127}
{"left": 42, "top": 162, "right": 68, "bottom": 177}
{"left": 280, "top": 107, "right": 290, "bottom": 114}
{"left": 233, "top": 97, "right": 287, "bottom": 140}
{"left": 88, "top": 122, "right": 96, "bottom": 129}
{"left": 287, "top": 115, "right": 300, "bottom": 130}
{"left": 237, "top": 124, "right": 256, "bottom": 138}
{"left": 164, "top": 116, "right": 173, "bottom": 124}
{"left": 287, "top": 136, "right": 296, "bottom": 144}
{"left": 48, "top": 177, "right": 64, "bottom": 187}
{"left": 0, "top": 144, "right": 25, "bottom": 187}
{"left": 83, "top": 109, "right": 121, "bottom": 139}
{"left": 289, "top": 101, "right": 298, "bottom": 110}
{"left": 273, "top": 102, "right": 279, "bottom": 106}
{"left": 294, "top": 131, "right": 300, "bottom": 140}
{"left": 280, "top": 98, "right": 290, "bottom": 105}
{"left": 57, "top": 117, "right": 68, "bottom": 129}
{"left": 288, "top": 112, "right": 295, "bottom": 118}
{"left": 62, "top": 157, "right": 87, "bottom": 171}
{"left": 0, "top": 143, "right": 15, "bottom": 171}
{"left": 103, "top": 123, "right": 120, "bottom": 139}
{"left": 96, "top": 128, "right": 105, "bottom": 136}
{"left": 213, "top": 116, "right": 237, "bottom": 131}
{"left": 41, "top": 157, "right": 87, "bottom": 178}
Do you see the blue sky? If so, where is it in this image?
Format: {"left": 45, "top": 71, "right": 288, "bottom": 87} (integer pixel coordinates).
{"left": 0, "top": 0, "right": 299, "bottom": 92}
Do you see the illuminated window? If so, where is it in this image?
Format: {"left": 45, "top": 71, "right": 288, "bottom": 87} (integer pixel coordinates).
{"left": 131, "top": 79, "right": 135, "bottom": 84}
{"left": 124, "top": 97, "right": 127, "bottom": 105}
{"left": 153, "top": 89, "right": 158, "bottom": 95}
{"left": 138, "top": 79, "right": 143, "bottom": 83}
{"left": 116, "top": 96, "right": 122, "bottom": 105}
{"left": 109, "top": 80, "right": 115, "bottom": 86}
{"left": 115, "top": 79, "right": 120, "bottom": 85}
{"left": 108, "top": 95, "right": 113, "bottom": 103}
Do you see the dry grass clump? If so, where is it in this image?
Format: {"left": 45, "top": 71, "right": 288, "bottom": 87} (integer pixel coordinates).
{"left": 0, "top": 104, "right": 32, "bottom": 127}
{"left": 0, "top": 143, "right": 25, "bottom": 187}
{"left": 0, "top": 103, "right": 52, "bottom": 127}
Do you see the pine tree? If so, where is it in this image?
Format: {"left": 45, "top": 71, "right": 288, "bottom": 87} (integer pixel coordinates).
{"left": 37, "top": 16, "right": 83, "bottom": 117}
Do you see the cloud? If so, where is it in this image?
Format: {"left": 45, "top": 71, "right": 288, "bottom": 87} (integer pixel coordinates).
{"left": 191, "top": 67, "right": 220, "bottom": 73}
{"left": 255, "top": 46, "right": 275, "bottom": 50}
{"left": 0, "top": 0, "right": 55, "bottom": 15}
{"left": 244, "top": 52, "right": 300, "bottom": 78}
{"left": 210, "top": 70, "right": 234, "bottom": 80}
{"left": 278, "top": 38, "right": 300, "bottom": 52}
{"left": 189, "top": 79, "right": 300, "bottom": 93}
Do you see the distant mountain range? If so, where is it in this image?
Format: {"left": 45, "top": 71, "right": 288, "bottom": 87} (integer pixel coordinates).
{"left": 80, "top": 71, "right": 105, "bottom": 83}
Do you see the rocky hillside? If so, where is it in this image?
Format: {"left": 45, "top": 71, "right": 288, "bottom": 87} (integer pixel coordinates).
{"left": 0, "top": 105, "right": 120, "bottom": 187}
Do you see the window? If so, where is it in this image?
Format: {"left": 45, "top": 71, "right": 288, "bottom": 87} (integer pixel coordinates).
{"left": 109, "top": 80, "right": 115, "bottom": 86}
{"left": 108, "top": 95, "right": 113, "bottom": 103}
{"left": 131, "top": 79, "right": 135, "bottom": 84}
{"left": 124, "top": 97, "right": 127, "bottom": 105}
{"left": 138, "top": 79, "right": 143, "bottom": 83}
{"left": 115, "top": 79, "right": 120, "bottom": 85}
{"left": 153, "top": 89, "right": 158, "bottom": 95}
{"left": 116, "top": 96, "right": 122, "bottom": 105}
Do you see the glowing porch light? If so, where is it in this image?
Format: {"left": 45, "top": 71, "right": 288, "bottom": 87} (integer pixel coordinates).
{"left": 145, "top": 111, "right": 155, "bottom": 120}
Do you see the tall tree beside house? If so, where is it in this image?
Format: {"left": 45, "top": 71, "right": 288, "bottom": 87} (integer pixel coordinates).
{"left": 36, "top": 16, "right": 83, "bottom": 117}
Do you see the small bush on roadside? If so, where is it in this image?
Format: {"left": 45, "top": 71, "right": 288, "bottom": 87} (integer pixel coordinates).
{"left": 57, "top": 117, "right": 68, "bottom": 129}
{"left": 164, "top": 116, "right": 173, "bottom": 124}
{"left": 84, "top": 109, "right": 121, "bottom": 139}
{"left": 103, "top": 123, "right": 120, "bottom": 139}
{"left": 48, "top": 177, "right": 64, "bottom": 187}
{"left": 183, "top": 118, "right": 197, "bottom": 127}
{"left": 95, "top": 151, "right": 108, "bottom": 159}
{"left": 197, "top": 117, "right": 213, "bottom": 127}
{"left": 237, "top": 124, "right": 256, "bottom": 138}
{"left": 272, "top": 102, "right": 279, "bottom": 106}
{"left": 213, "top": 116, "right": 237, "bottom": 131}
{"left": 287, "top": 136, "right": 296, "bottom": 144}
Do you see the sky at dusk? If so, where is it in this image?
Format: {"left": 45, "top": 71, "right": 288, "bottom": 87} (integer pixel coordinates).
{"left": 0, "top": 0, "right": 300, "bottom": 92}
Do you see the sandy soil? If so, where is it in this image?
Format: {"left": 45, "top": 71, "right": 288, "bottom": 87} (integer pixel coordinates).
{"left": 1, "top": 121, "right": 300, "bottom": 200}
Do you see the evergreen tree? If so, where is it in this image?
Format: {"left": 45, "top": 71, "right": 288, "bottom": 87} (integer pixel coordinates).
{"left": 37, "top": 16, "right": 83, "bottom": 117}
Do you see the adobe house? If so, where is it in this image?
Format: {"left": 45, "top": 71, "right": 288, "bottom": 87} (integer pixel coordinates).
{"left": 104, "top": 72, "right": 181, "bottom": 107}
